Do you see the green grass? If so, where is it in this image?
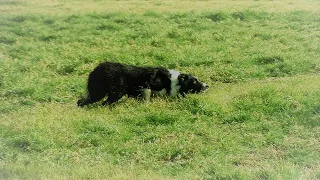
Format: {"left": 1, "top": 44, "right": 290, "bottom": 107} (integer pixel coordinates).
{"left": 1, "top": 0, "right": 320, "bottom": 179}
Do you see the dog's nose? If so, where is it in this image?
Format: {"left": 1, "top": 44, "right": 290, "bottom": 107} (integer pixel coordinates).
{"left": 203, "top": 83, "right": 209, "bottom": 89}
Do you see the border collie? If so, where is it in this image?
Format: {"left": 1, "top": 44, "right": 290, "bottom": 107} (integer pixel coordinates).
{"left": 77, "top": 61, "right": 209, "bottom": 106}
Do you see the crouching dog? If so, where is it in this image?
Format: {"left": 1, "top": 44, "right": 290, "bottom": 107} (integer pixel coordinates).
{"left": 77, "top": 61, "right": 209, "bottom": 106}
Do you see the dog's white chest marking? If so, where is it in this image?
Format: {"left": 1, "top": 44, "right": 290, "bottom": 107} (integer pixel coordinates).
{"left": 169, "top": 70, "right": 181, "bottom": 97}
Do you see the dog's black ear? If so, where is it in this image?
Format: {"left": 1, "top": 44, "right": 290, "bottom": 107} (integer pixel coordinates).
{"left": 178, "top": 74, "right": 189, "bottom": 97}
{"left": 178, "top": 74, "right": 188, "bottom": 85}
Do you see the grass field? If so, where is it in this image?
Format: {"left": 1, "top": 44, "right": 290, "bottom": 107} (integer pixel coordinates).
{"left": 1, "top": 0, "right": 320, "bottom": 179}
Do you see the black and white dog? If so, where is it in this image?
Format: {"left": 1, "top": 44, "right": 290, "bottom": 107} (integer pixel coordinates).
{"left": 77, "top": 61, "right": 209, "bottom": 106}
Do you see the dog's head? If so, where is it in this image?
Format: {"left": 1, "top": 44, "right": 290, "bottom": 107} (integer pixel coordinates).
{"left": 178, "top": 74, "right": 209, "bottom": 95}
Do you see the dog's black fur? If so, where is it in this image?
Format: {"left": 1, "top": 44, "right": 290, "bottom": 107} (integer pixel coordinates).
{"left": 77, "top": 61, "right": 209, "bottom": 106}
{"left": 77, "top": 62, "right": 171, "bottom": 106}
